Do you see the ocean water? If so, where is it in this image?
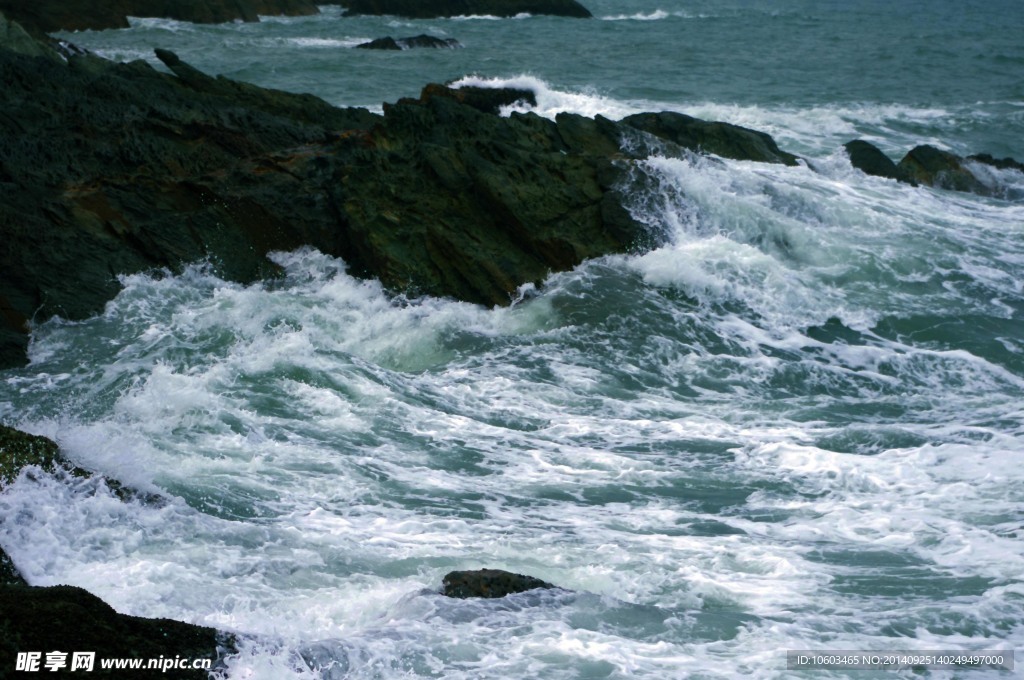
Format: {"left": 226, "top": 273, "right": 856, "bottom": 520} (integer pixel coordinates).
{"left": 2, "top": 1, "right": 1023, "bottom": 678}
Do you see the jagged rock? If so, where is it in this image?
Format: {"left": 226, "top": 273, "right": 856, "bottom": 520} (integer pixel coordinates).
{"left": 0, "top": 44, "right": 377, "bottom": 369}
{"left": 356, "top": 34, "right": 462, "bottom": 50}
{"left": 441, "top": 569, "right": 555, "bottom": 598}
{"left": 340, "top": 0, "right": 593, "bottom": 19}
{"left": 968, "top": 153, "right": 1024, "bottom": 173}
{"left": 336, "top": 85, "right": 650, "bottom": 306}
{"left": 421, "top": 82, "right": 537, "bottom": 114}
{"left": 0, "top": 585, "right": 233, "bottom": 677}
{"left": 843, "top": 139, "right": 915, "bottom": 184}
{"left": 0, "top": 11, "right": 58, "bottom": 60}
{"left": 622, "top": 111, "right": 801, "bottom": 166}
{"left": 0, "top": 0, "right": 320, "bottom": 35}
{"left": 897, "top": 145, "right": 989, "bottom": 195}
{"left": 0, "top": 41, "right": 659, "bottom": 367}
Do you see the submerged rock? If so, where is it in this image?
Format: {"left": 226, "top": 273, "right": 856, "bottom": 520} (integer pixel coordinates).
{"left": 356, "top": 34, "right": 462, "bottom": 50}
{"left": 340, "top": 0, "right": 593, "bottom": 19}
{"left": 0, "top": 585, "right": 233, "bottom": 677}
{"left": 843, "top": 139, "right": 915, "bottom": 184}
{"left": 0, "top": 0, "right": 320, "bottom": 34}
{"left": 442, "top": 569, "right": 555, "bottom": 598}
{"left": 622, "top": 111, "right": 801, "bottom": 166}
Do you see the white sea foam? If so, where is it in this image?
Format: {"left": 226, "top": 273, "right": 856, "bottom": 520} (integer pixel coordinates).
{"left": 449, "top": 75, "right": 644, "bottom": 120}
{"left": 4, "top": 21, "right": 1024, "bottom": 677}
{"left": 600, "top": 10, "right": 671, "bottom": 21}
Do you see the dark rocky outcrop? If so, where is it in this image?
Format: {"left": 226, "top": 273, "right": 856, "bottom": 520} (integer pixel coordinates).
{"left": 0, "top": 585, "right": 232, "bottom": 677}
{"left": 442, "top": 569, "right": 555, "bottom": 598}
{"left": 968, "top": 153, "right": 1024, "bottom": 173}
{"left": 0, "top": 22, "right": 807, "bottom": 369}
{"left": 622, "top": 111, "right": 801, "bottom": 166}
{"left": 422, "top": 83, "right": 537, "bottom": 114}
{"left": 0, "top": 35, "right": 655, "bottom": 367}
{"left": 0, "top": 40, "right": 376, "bottom": 369}
{"left": 843, "top": 139, "right": 915, "bottom": 184}
{"left": 0, "top": 0, "right": 319, "bottom": 35}
{"left": 0, "top": 423, "right": 65, "bottom": 486}
{"left": 356, "top": 34, "right": 462, "bottom": 50}
{"left": 333, "top": 89, "right": 649, "bottom": 307}
{"left": 896, "top": 144, "right": 989, "bottom": 195}
{"left": 844, "top": 140, "right": 1023, "bottom": 198}
{"left": 0, "top": 11, "right": 59, "bottom": 59}
{"left": 340, "top": 0, "right": 593, "bottom": 19}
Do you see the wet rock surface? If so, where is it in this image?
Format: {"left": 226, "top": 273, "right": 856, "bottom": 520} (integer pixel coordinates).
{"left": 896, "top": 144, "right": 990, "bottom": 195}
{"left": 843, "top": 139, "right": 1022, "bottom": 197}
{"left": 0, "top": 547, "right": 26, "bottom": 586}
{"left": 0, "top": 424, "right": 66, "bottom": 486}
{"left": 0, "top": 585, "right": 232, "bottom": 678}
{"left": 843, "top": 139, "right": 915, "bottom": 184}
{"left": 622, "top": 111, "right": 801, "bottom": 166}
{"left": 442, "top": 569, "right": 556, "bottom": 598}
{"left": 0, "top": 22, "right": 810, "bottom": 369}
{"left": 356, "top": 34, "right": 462, "bottom": 50}
{"left": 0, "top": 424, "right": 228, "bottom": 676}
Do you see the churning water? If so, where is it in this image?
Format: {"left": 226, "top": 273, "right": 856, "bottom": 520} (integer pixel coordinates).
{"left": 3, "top": 1, "right": 1023, "bottom": 677}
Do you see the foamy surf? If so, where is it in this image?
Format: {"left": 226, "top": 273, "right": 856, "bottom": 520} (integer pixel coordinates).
{"left": 14, "top": 1, "right": 1024, "bottom": 676}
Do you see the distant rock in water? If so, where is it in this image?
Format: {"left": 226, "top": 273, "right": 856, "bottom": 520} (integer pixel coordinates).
{"left": 843, "top": 140, "right": 1024, "bottom": 198}
{"left": 0, "top": 0, "right": 320, "bottom": 34}
{"left": 356, "top": 34, "right": 462, "bottom": 50}
{"left": 843, "top": 140, "right": 915, "bottom": 184}
{"left": 622, "top": 111, "right": 801, "bottom": 166}
{"left": 897, "top": 144, "right": 990, "bottom": 195}
{"left": 967, "top": 153, "right": 1024, "bottom": 173}
{"left": 442, "top": 569, "right": 556, "bottom": 598}
{"left": 339, "top": 0, "right": 593, "bottom": 19}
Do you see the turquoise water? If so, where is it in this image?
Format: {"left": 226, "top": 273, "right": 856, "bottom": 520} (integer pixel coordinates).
{"left": 2, "top": 2, "right": 1023, "bottom": 678}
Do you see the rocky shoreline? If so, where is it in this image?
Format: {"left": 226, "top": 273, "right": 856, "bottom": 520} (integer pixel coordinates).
{"left": 0, "top": 0, "right": 593, "bottom": 36}
{"left": 0, "top": 9, "right": 828, "bottom": 371}
{"left": 1, "top": 6, "right": 1021, "bottom": 676}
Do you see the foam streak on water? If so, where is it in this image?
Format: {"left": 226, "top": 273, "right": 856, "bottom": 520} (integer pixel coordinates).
{"left": 8, "top": 1, "right": 1024, "bottom": 677}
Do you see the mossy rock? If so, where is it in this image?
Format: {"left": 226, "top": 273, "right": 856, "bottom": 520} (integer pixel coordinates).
{"left": 0, "top": 424, "right": 63, "bottom": 486}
